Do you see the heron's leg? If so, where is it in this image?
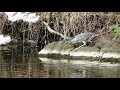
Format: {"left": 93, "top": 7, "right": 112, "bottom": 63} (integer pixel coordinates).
{"left": 69, "top": 41, "right": 86, "bottom": 53}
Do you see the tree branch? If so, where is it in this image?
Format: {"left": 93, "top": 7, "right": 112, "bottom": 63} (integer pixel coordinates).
{"left": 43, "top": 21, "right": 69, "bottom": 40}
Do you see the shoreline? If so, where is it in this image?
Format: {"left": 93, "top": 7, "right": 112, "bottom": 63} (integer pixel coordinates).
{"left": 38, "top": 41, "right": 120, "bottom": 61}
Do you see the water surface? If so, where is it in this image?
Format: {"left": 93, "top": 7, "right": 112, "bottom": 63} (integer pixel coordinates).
{"left": 0, "top": 46, "right": 120, "bottom": 78}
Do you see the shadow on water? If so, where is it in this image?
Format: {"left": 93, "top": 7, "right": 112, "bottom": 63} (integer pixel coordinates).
{"left": 0, "top": 45, "right": 120, "bottom": 78}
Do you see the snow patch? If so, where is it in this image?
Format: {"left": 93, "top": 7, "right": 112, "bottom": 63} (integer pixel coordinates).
{"left": 5, "top": 12, "right": 39, "bottom": 23}
{"left": 70, "top": 51, "right": 120, "bottom": 58}
{"left": 0, "top": 35, "right": 11, "bottom": 45}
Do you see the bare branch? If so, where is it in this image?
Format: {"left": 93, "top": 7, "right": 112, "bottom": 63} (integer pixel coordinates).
{"left": 43, "top": 21, "right": 69, "bottom": 40}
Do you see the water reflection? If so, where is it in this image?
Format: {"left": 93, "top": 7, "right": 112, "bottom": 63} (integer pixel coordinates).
{"left": 39, "top": 58, "right": 120, "bottom": 78}
{"left": 0, "top": 46, "right": 120, "bottom": 78}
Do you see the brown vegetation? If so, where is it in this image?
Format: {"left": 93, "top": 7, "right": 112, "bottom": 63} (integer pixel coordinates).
{"left": 1, "top": 12, "right": 120, "bottom": 50}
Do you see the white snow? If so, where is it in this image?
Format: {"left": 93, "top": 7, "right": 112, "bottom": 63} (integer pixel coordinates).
{"left": 0, "top": 12, "right": 39, "bottom": 45}
{"left": 38, "top": 49, "right": 120, "bottom": 59}
{"left": 70, "top": 51, "right": 120, "bottom": 58}
{"left": 0, "top": 35, "right": 11, "bottom": 45}
{"left": 5, "top": 12, "right": 39, "bottom": 23}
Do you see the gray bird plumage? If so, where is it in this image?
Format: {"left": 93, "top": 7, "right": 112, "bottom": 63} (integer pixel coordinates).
{"left": 70, "top": 32, "right": 94, "bottom": 45}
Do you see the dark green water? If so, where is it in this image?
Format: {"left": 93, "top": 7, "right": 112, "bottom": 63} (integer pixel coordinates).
{"left": 0, "top": 46, "right": 120, "bottom": 78}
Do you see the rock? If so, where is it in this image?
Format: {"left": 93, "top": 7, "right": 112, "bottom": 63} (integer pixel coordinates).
{"left": 38, "top": 40, "right": 120, "bottom": 59}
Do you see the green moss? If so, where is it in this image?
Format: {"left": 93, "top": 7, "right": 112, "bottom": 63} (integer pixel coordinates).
{"left": 109, "top": 25, "right": 120, "bottom": 36}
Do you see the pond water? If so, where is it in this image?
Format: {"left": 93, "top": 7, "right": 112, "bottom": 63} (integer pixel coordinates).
{"left": 0, "top": 46, "right": 120, "bottom": 78}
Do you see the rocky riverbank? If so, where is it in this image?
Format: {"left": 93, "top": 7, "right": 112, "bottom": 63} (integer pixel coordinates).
{"left": 38, "top": 38, "right": 120, "bottom": 62}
